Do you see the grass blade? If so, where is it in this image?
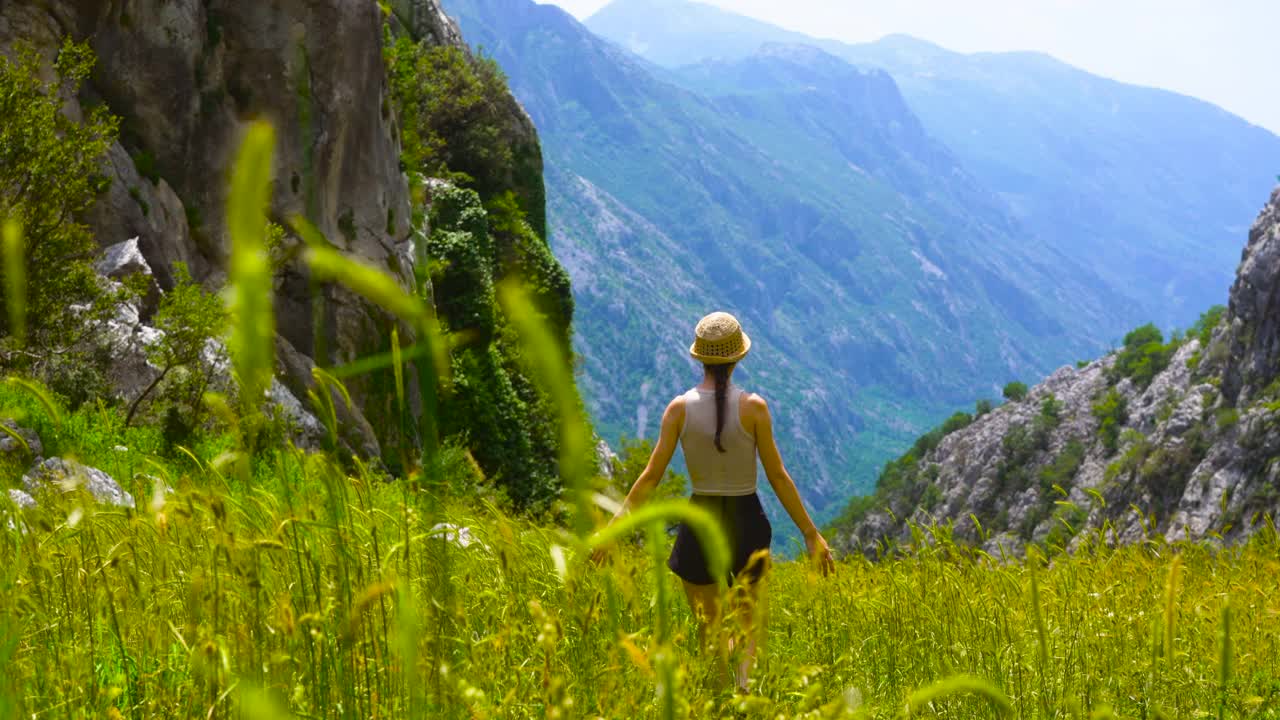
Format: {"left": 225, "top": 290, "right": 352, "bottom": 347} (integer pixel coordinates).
{"left": 905, "top": 674, "right": 1013, "bottom": 717}
{"left": 226, "top": 121, "right": 277, "bottom": 415}
{"left": 498, "top": 280, "right": 590, "bottom": 536}
{"left": 587, "top": 499, "right": 730, "bottom": 589}
{"left": 3, "top": 219, "right": 24, "bottom": 345}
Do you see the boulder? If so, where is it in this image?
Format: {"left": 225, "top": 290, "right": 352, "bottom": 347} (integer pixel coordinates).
{"left": 268, "top": 377, "right": 327, "bottom": 451}
{"left": 0, "top": 420, "right": 42, "bottom": 460}
{"left": 22, "top": 458, "right": 135, "bottom": 508}
{"left": 96, "top": 236, "right": 163, "bottom": 317}
{"left": 7, "top": 489, "right": 36, "bottom": 509}
{"left": 4, "top": 489, "right": 36, "bottom": 532}
{"left": 95, "top": 237, "right": 152, "bottom": 279}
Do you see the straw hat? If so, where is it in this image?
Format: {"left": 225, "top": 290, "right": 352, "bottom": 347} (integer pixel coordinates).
{"left": 689, "top": 312, "right": 751, "bottom": 365}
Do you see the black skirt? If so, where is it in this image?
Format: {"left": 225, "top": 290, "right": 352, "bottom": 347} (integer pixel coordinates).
{"left": 667, "top": 493, "right": 773, "bottom": 585}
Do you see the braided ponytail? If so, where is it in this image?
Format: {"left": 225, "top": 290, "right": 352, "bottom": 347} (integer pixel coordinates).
{"left": 707, "top": 363, "right": 733, "bottom": 453}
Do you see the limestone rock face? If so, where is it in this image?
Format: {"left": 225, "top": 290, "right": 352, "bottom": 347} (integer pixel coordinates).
{"left": 95, "top": 237, "right": 151, "bottom": 280}
{"left": 0, "top": 0, "right": 412, "bottom": 442}
{"left": 67, "top": 0, "right": 415, "bottom": 365}
{"left": 836, "top": 187, "right": 1280, "bottom": 557}
{"left": 595, "top": 439, "right": 620, "bottom": 480}
{"left": 0, "top": 0, "right": 547, "bottom": 462}
{"left": 1223, "top": 188, "right": 1280, "bottom": 405}
{"left": 1, "top": 0, "right": 553, "bottom": 471}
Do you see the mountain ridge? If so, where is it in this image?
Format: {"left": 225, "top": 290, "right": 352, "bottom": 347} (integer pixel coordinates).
{"left": 442, "top": 0, "right": 1147, "bottom": 528}
{"left": 586, "top": 0, "right": 1280, "bottom": 331}
{"left": 833, "top": 186, "right": 1280, "bottom": 557}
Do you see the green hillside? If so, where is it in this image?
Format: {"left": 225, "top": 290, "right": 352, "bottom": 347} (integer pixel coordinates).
{"left": 586, "top": 0, "right": 1280, "bottom": 330}
{"left": 441, "top": 0, "right": 1128, "bottom": 525}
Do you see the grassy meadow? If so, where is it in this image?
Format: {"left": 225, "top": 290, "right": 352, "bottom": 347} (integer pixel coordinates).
{"left": 2, "top": 407, "right": 1280, "bottom": 719}
{"left": 4, "top": 120, "right": 1280, "bottom": 720}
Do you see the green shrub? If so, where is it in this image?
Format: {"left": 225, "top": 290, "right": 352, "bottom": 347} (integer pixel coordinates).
{"left": 1139, "top": 423, "right": 1209, "bottom": 510}
{"left": 442, "top": 343, "right": 553, "bottom": 507}
{"left": 940, "top": 411, "right": 974, "bottom": 436}
{"left": 0, "top": 40, "right": 119, "bottom": 356}
{"left": 1111, "top": 323, "right": 1178, "bottom": 388}
{"left": 1038, "top": 394, "right": 1064, "bottom": 424}
{"left": 1039, "top": 439, "right": 1086, "bottom": 493}
{"left": 385, "top": 38, "right": 516, "bottom": 203}
{"left": 1091, "top": 388, "right": 1128, "bottom": 455}
{"left": 124, "top": 262, "right": 228, "bottom": 434}
{"left": 1191, "top": 305, "right": 1227, "bottom": 346}
{"left": 975, "top": 399, "right": 994, "bottom": 417}
{"left": 1042, "top": 503, "right": 1089, "bottom": 549}
{"left": 426, "top": 228, "right": 497, "bottom": 338}
{"left": 1003, "top": 381, "right": 1029, "bottom": 402}
{"left": 921, "top": 482, "right": 944, "bottom": 511}
{"left": 1215, "top": 407, "right": 1240, "bottom": 431}
{"left": 423, "top": 185, "right": 573, "bottom": 509}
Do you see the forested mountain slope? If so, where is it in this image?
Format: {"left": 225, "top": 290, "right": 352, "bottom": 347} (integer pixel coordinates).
{"left": 587, "top": 0, "right": 1280, "bottom": 330}
{"left": 442, "top": 0, "right": 1135, "bottom": 521}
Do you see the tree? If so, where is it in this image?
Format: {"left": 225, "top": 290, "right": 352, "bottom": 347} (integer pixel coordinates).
{"left": 1003, "top": 381, "right": 1029, "bottom": 402}
{"left": 0, "top": 40, "right": 119, "bottom": 355}
{"left": 384, "top": 38, "right": 514, "bottom": 200}
{"left": 125, "top": 263, "right": 227, "bottom": 427}
{"left": 1112, "top": 323, "right": 1176, "bottom": 388}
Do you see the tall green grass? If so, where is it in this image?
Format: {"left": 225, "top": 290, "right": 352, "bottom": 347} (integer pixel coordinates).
{"left": 2, "top": 426, "right": 1277, "bottom": 719}
{"left": 3, "top": 121, "right": 1278, "bottom": 720}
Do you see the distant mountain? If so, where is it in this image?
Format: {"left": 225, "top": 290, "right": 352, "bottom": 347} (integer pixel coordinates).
{"left": 586, "top": 0, "right": 1280, "bottom": 329}
{"left": 585, "top": 0, "right": 826, "bottom": 66}
{"left": 441, "top": 0, "right": 1130, "bottom": 528}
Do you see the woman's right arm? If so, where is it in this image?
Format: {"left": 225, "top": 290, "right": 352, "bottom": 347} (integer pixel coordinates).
{"left": 750, "top": 394, "right": 836, "bottom": 575}
{"left": 591, "top": 397, "right": 684, "bottom": 563}
{"left": 615, "top": 397, "right": 684, "bottom": 515}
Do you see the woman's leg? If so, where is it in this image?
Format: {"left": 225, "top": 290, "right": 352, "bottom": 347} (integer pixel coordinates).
{"left": 681, "top": 581, "right": 728, "bottom": 688}
{"left": 728, "top": 550, "right": 770, "bottom": 691}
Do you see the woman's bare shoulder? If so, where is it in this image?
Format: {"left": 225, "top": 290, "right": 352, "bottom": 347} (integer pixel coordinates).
{"left": 665, "top": 393, "right": 688, "bottom": 415}
{"left": 738, "top": 391, "right": 770, "bottom": 426}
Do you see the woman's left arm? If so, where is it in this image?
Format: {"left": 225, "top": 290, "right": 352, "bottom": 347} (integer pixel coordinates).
{"left": 750, "top": 394, "right": 836, "bottom": 575}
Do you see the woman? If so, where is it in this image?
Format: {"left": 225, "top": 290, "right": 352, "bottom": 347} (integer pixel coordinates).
{"left": 596, "top": 311, "right": 835, "bottom": 692}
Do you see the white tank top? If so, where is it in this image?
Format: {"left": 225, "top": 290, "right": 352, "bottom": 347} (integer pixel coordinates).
{"left": 680, "top": 385, "right": 758, "bottom": 496}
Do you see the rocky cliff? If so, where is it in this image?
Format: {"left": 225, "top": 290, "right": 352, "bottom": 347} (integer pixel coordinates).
{"left": 835, "top": 188, "right": 1280, "bottom": 557}
{"left": 0, "top": 0, "right": 549, "bottom": 463}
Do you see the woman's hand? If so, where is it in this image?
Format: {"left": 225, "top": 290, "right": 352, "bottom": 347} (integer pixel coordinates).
{"left": 805, "top": 529, "right": 836, "bottom": 576}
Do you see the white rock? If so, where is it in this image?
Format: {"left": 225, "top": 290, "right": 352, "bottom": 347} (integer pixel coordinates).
{"left": 7, "top": 488, "right": 36, "bottom": 509}
{"left": 95, "top": 237, "right": 152, "bottom": 279}
{"left": 22, "top": 458, "right": 135, "bottom": 508}
{"left": 428, "top": 522, "right": 486, "bottom": 551}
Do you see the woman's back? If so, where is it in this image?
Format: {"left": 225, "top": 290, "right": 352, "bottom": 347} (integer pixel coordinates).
{"left": 680, "top": 385, "right": 757, "bottom": 496}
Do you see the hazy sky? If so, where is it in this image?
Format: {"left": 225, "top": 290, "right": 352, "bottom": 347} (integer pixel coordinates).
{"left": 545, "top": 0, "right": 1280, "bottom": 135}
